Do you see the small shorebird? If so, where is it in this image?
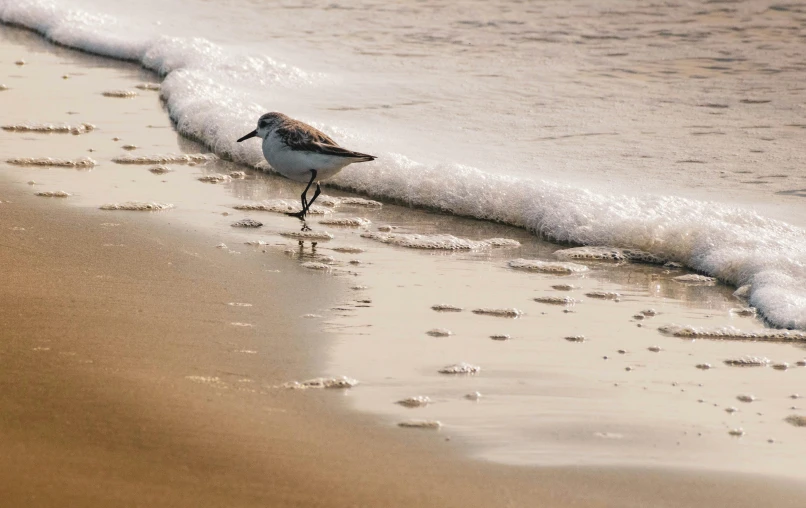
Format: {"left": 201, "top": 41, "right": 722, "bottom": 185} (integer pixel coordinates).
{"left": 237, "top": 112, "right": 376, "bottom": 220}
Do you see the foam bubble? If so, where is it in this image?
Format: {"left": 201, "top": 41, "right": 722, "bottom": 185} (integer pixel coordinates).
{"left": 734, "top": 285, "right": 751, "bottom": 298}
{"left": 318, "top": 217, "right": 371, "bottom": 227}
{"left": 337, "top": 197, "right": 382, "bottom": 207}
{"left": 100, "top": 201, "right": 174, "bottom": 211}
{"left": 659, "top": 325, "right": 806, "bottom": 343}
{"left": 102, "top": 89, "right": 138, "bottom": 98}
{"left": 724, "top": 356, "right": 771, "bottom": 367}
{"left": 301, "top": 262, "right": 331, "bottom": 270}
{"left": 730, "top": 307, "right": 756, "bottom": 317}
{"left": 331, "top": 246, "right": 365, "bottom": 253}
{"left": 426, "top": 328, "right": 453, "bottom": 337}
{"left": 135, "top": 82, "right": 160, "bottom": 91}
{"left": 695, "top": 363, "right": 712, "bottom": 370}
{"left": 227, "top": 302, "right": 252, "bottom": 307}
{"left": 283, "top": 376, "right": 358, "bottom": 389}
{"left": 7, "top": 157, "right": 97, "bottom": 167}
{"left": 185, "top": 375, "right": 225, "bottom": 386}
{"left": 231, "top": 218, "right": 262, "bottom": 228}
{"left": 233, "top": 200, "right": 330, "bottom": 215}
{"left": 673, "top": 274, "right": 717, "bottom": 284}
{"left": 585, "top": 291, "right": 621, "bottom": 300}
{"left": 439, "top": 362, "right": 481, "bottom": 374}
{"left": 3, "top": 122, "right": 95, "bottom": 134}
{"left": 554, "top": 246, "right": 665, "bottom": 264}
{"left": 148, "top": 165, "right": 173, "bottom": 174}
{"left": 472, "top": 308, "right": 523, "bottom": 318}
{"left": 362, "top": 232, "right": 519, "bottom": 250}
{"left": 508, "top": 258, "right": 588, "bottom": 274}
{"left": 565, "top": 335, "right": 586, "bottom": 343}
{"left": 785, "top": 415, "right": 806, "bottom": 427}
{"left": 281, "top": 231, "right": 334, "bottom": 241}
{"left": 534, "top": 296, "right": 577, "bottom": 305}
{"left": 122, "top": 144, "right": 138, "bottom": 150}
{"left": 396, "top": 396, "right": 431, "bottom": 408}
{"left": 229, "top": 170, "right": 246, "bottom": 179}
{"left": 398, "top": 420, "right": 442, "bottom": 429}
{"left": 737, "top": 394, "right": 755, "bottom": 403}
{"left": 552, "top": 284, "right": 579, "bottom": 290}
{"left": 198, "top": 174, "right": 231, "bottom": 183}
{"left": 431, "top": 304, "right": 463, "bottom": 312}
{"left": 35, "top": 190, "right": 70, "bottom": 197}
{"left": 728, "top": 428, "right": 745, "bottom": 437}
{"left": 490, "top": 334, "right": 511, "bottom": 341}
{"left": 465, "top": 392, "right": 483, "bottom": 400}
{"left": 112, "top": 153, "right": 216, "bottom": 164}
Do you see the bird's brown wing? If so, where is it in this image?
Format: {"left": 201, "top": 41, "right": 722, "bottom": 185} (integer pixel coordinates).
{"left": 277, "top": 124, "right": 375, "bottom": 160}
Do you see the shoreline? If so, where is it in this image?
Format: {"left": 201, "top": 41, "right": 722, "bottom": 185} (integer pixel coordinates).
{"left": 4, "top": 182, "right": 806, "bottom": 507}
{"left": 3, "top": 22, "right": 806, "bottom": 507}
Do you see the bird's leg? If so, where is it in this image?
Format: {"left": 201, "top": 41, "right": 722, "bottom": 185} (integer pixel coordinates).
{"left": 306, "top": 182, "right": 322, "bottom": 210}
{"left": 286, "top": 169, "right": 318, "bottom": 220}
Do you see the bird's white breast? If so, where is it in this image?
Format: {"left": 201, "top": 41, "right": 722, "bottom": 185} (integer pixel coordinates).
{"left": 262, "top": 132, "right": 353, "bottom": 183}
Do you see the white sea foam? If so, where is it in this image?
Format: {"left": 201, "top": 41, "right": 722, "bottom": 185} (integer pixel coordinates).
{"left": 102, "top": 89, "right": 138, "bottom": 98}
{"left": 673, "top": 274, "right": 717, "bottom": 285}
{"left": 555, "top": 246, "right": 665, "bottom": 264}
{"left": 281, "top": 231, "right": 334, "bottom": 241}
{"left": 35, "top": 190, "right": 71, "bottom": 197}
{"left": 283, "top": 376, "right": 358, "bottom": 389}
{"left": 362, "top": 232, "right": 519, "bottom": 250}
{"left": 197, "top": 174, "right": 231, "bottom": 183}
{"left": 318, "top": 217, "right": 371, "bottom": 227}
{"left": 233, "top": 200, "right": 330, "bottom": 215}
{"left": 585, "top": 291, "right": 621, "bottom": 300}
{"left": 100, "top": 201, "right": 174, "bottom": 211}
{"left": 396, "top": 396, "right": 431, "bottom": 408}
{"left": 7, "top": 156, "right": 97, "bottom": 167}
{"left": 398, "top": 420, "right": 442, "bottom": 429}
{"left": 4, "top": 0, "right": 804, "bottom": 329}
{"left": 230, "top": 218, "right": 262, "bottom": 228}
{"left": 471, "top": 308, "right": 523, "bottom": 318}
{"left": 3, "top": 122, "right": 95, "bottom": 134}
{"left": 112, "top": 153, "right": 216, "bottom": 164}
{"left": 659, "top": 325, "right": 806, "bottom": 343}
{"left": 534, "top": 296, "right": 577, "bottom": 306}
{"left": 508, "top": 259, "right": 589, "bottom": 274}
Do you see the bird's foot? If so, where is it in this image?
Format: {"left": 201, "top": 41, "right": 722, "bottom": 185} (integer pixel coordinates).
{"left": 286, "top": 210, "right": 306, "bottom": 220}
{"left": 300, "top": 223, "right": 312, "bottom": 232}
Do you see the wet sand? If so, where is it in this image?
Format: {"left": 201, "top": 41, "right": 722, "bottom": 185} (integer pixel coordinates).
{"left": 3, "top": 23, "right": 806, "bottom": 508}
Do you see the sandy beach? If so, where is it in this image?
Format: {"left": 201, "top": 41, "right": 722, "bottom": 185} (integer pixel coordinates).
{"left": 3, "top": 22, "right": 806, "bottom": 508}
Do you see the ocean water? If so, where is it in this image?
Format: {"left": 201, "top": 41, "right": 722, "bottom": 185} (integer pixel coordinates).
{"left": 2, "top": 0, "right": 805, "bottom": 330}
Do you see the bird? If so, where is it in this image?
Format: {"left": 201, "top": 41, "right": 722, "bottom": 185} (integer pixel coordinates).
{"left": 237, "top": 112, "right": 376, "bottom": 220}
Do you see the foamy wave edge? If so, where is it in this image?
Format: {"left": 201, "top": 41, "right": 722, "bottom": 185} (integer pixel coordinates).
{"left": 3, "top": 0, "right": 804, "bottom": 330}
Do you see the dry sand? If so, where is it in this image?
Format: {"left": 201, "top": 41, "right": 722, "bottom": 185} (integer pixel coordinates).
{"left": 3, "top": 23, "right": 806, "bottom": 508}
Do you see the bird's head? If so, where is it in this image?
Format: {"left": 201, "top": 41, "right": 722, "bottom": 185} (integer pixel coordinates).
{"left": 237, "top": 112, "right": 287, "bottom": 142}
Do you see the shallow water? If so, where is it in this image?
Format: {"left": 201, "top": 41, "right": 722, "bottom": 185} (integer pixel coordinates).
{"left": 2, "top": 0, "right": 804, "bottom": 329}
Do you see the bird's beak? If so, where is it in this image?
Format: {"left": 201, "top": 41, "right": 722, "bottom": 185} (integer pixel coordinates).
{"left": 237, "top": 130, "right": 258, "bottom": 142}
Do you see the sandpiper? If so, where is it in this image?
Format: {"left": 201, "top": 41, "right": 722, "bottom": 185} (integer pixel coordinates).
{"left": 237, "top": 112, "right": 376, "bottom": 219}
